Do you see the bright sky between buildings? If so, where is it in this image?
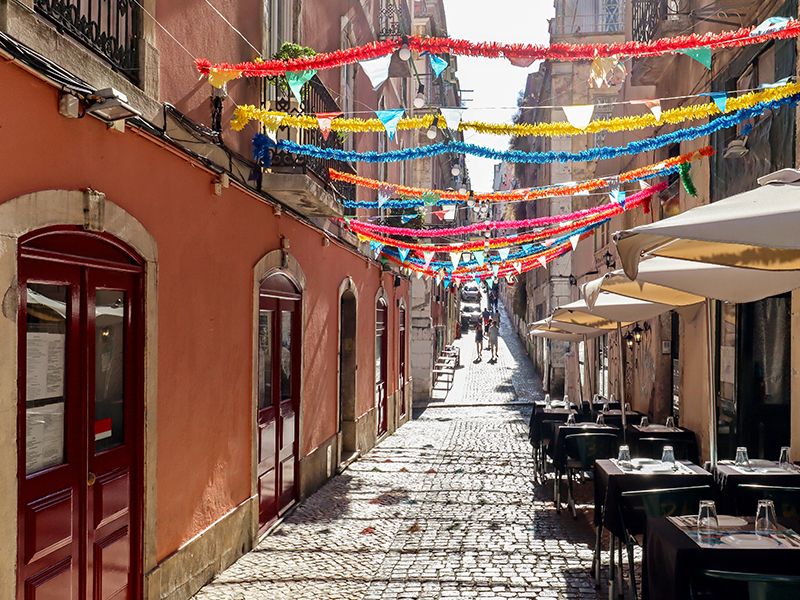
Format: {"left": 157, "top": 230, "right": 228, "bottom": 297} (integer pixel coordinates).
{"left": 442, "top": 0, "right": 554, "bottom": 192}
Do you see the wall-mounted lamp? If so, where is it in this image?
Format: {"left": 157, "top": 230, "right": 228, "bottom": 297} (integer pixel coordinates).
{"left": 451, "top": 163, "right": 461, "bottom": 177}
{"left": 568, "top": 274, "right": 577, "bottom": 286}
{"left": 413, "top": 83, "right": 426, "bottom": 109}
{"left": 603, "top": 250, "right": 616, "bottom": 269}
{"left": 632, "top": 323, "right": 644, "bottom": 344}
{"left": 85, "top": 88, "right": 141, "bottom": 123}
{"left": 398, "top": 36, "right": 412, "bottom": 61}
{"left": 625, "top": 332, "right": 635, "bottom": 349}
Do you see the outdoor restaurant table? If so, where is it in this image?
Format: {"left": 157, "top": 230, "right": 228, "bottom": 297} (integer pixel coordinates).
{"left": 547, "top": 423, "right": 619, "bottom": 473}
{"left": 594, "top": 459, "right": 713, "bottom": 539}
{"left": 644, "top": 515, "right": 800, "bottom": 600}
{"left": 528, "top": 405, "right": 575, "bottom": 446}
{"left": 598, "top": 409, "right": 644, "bottom": 430}
{"left": 713, "top": 460, "right": 800, "bottom": 511}
{"left": 627, "top": 424, "right": 699, "bottom": 463}
{"left": 591, "top": 399, "right": 620, "bottom": 413}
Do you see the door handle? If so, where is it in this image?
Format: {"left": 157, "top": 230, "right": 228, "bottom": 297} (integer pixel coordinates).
{"left": 87, "top": 472, "right": 96, "bottom": 487}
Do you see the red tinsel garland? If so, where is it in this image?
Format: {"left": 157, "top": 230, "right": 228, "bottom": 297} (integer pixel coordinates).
{"left": 196, "top": 21, "right": 800, "bottom": 77}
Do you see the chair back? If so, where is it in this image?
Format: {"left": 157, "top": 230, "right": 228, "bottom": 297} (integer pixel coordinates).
{"left": 539, "top": 418, "right": 565, "bottom": 445}
{"left": 636, "top": 437, "right": 695, "bottom": 461}
{"left": 564, "top": 433, "right": 618, "bottom": 470}
{"left": 734, "top": 484, "right": 800, "bottom": 520}
{"left": 692, "top": 570, "right": 800, "bottom": 600}
{"left": 620, "top": 485, "right": 711, "bottom": 538}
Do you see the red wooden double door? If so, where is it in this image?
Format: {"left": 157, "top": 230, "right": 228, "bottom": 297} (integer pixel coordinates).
{"left": 17, "top": 228, "right": 143, "bottom": 600}
{"left": 256, "top": 274, "right": 301, "bottom": 530}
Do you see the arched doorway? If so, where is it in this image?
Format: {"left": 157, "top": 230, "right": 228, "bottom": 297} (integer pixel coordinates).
{"left": 256, "top": 272, "right": 301, "bottom": 531}
{"left": 339, "top": 289, "right": 357, "bottom": 459}
{"left": 375, "top": 298, "right": 388, "bottom": 436}
{"left": 17, "top": 226, "right": 143, "bottom": 600}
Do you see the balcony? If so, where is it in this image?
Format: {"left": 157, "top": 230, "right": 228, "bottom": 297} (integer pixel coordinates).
{"left": 263, "top": 76, "right": 356, "bottom": 218}
{"left": 378, "top": 1, "right": 412, "bottom": 40}
{"left": 631, "top": 0, "right": 691, "bottom": 85}
{"left": 33, "top": 0, "right": 141, "bottom": 83}
{"left": 553, "top": 0, "right": 625, "bottom": 37}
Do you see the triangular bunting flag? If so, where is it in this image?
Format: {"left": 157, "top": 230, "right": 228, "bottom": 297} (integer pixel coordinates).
{"left": 428, "top": 53, "right": 449, "bottom": 78}
{"left": 473, "top": 250, "right": 485, "bottom": 267}
{"left": 369, "top": 241, "right": 384, "bottom": 258}
{"left": 632, "top": 99, "right": 662, "bottom": 121}
{"left": 512, "top": 261, "right": 522, "bottom": 274}
{"left": 610, "top": 189, "right": 627, "bottom": 207}
{"left": 537, "top": 256, "right": 548, "bottom": 268}
{"left": 401, "top": 214, "right": 418, "bottom": 224}
{"left": 376, "top": 109, "right": 405, "bottom": 141}
{"left": 751, "top": 16, "right": 790, "bottom": 37}
{"left": 487, "top": 278, "right": 494, "bottom": 290}
{"left": 677, "top": 47, "right": 711, "bottom": 70}
{"left": 443, "top": 205, "right": 456, "bottom": 220}
{"left": 435, "top": 269, "right": 445, "bottom": 284}
{"left": 398, "top": 247, "right": 411, "bottom": 262}
{"left": 359, "top": 54, "right": 393, "bottom": 89}
{"left": 562, "top": 104, "right": 595, "bottom": 130}
{"left": 701, "top": 91, "right": 728, "bottom": 113}
{"left": 208, "top": 68, "right": 242, "bottom": 89}
{"left": 415, "top": 270, "right": 424, "bottom": 280}
{"left": 422, "top": 191, "right": 439, "bottom": 206}
{"left": 377, "top": 183, "right": 396, "bottom": 208}
{"left": 491, "top": 264, "right": 500, "bottom": 278}
{"left": 450, "top": 252, "right": 460, "bottom": 270}
{"left": 432, "top": 209, "right": 447, "bottom": 221}
{"left": 569, "top": 234, "right": 580, "bottom": 251}
{"left": 507, "top": 56, "right": 536, "bottom": 68}
{"left": 497, "top": 247, "right": 510, "bottom": 261}
{"left": 286, "top": 69, "right": 317, "bottom": 103}
{"left": 316, "top": 111, "right": 341, "bottom": 141}
{"left": 439, "top": 107, "right": 465, "bottom": 131}
{"left": 639, "top": 180, "right": 652, "bottom": 191}
{"left": 521, "top": 243, "right": 534, "bottom": 254}
{"left": 760, "top": 77, "right": 791, "bottom": 89}
{"left": 422, "top": 251, "right": 435, "bottom": 269}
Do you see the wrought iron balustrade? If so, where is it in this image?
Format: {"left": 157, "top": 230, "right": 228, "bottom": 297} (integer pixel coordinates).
{"left": 554, "top": 0, "right": 625, "bottom": 35}
{"left": 34, "top": 0, "right": 141, "bottom": 82}
{"left": 632, "top": 0, "right": 682, "bottom": 42}
{"left": 378, "top": 1, "right": 412, "bottom": 40}
{"left": 265, "top": 76, "right": 357, "bottom": 202}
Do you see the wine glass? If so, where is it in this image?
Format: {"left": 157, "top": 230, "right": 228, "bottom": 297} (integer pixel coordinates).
{"left": 545, "top": 393, "right": 551, "bottom": 409}
{"left": 734, "top": 446, "right": 750, "bottom": 468}
{"left": 640, "top": 416, "right": 650, "bottom": 428}
{"left": 624, "top": 402, "right": 631, "bottom": 412}
{"left": 697, "top": 500, "right": 718, "bottom": 534}
{"left": 566, "top": 412, "right": 576, "bottom": 425}
{"left": 755, "top": 500, "right": 777, "bottom": 534}
{"left": 779, "top": 446, "right": 791, "bottom": 470}
{"left": 618, "top": 445, "right": 631, "bottom": 463}
{"left": 665, "top": 416, "right": 676, "bottom": 429}
{"left": 596, "top": 413, "right": 605, "bottom": 425}
{"left": 662, "top": 445, "right": 676, "bottom": 465}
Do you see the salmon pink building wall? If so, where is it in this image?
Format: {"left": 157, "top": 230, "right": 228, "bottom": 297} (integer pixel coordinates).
{"left": 0, "top": 63, "right": 408, "bottom": 559}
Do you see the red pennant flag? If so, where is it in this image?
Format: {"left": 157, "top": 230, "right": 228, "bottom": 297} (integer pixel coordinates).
{"left": 316, "top": 111, "right": 342, "bottom": 141}
{"left": 433, "top": 209, "right": 447, "bottom": 221}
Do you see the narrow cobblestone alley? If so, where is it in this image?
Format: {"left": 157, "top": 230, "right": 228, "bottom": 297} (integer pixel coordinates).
{"left": 195, "top": 308, "right": 605, "bottom": 600}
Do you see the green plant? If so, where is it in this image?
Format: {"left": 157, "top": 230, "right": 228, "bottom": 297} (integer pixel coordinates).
{"left": 268, "top": 43, "right": 318, "bottom": 92}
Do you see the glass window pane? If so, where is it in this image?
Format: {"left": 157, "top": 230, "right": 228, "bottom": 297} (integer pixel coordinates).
{"left": 280, "top": 311, "right": 292, "bottom": 402}
{"left": 258, "top": 310, "right": 273, "bottom": 410}
{"left": 25, "top": 283, "right": 68, "bottom": 475}
{"left": 95, "top": 290, "right": 125, "bottom": 452}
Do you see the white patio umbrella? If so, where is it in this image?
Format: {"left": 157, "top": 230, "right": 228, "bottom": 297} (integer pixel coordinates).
{"left": 613, "top": 169, "right": 800, "bottom": 466}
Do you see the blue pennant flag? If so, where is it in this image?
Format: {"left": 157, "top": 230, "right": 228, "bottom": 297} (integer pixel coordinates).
{"left": 285, "top": 69, "right": 317, "bottom": 103}
{"left": 610, "top": 189, "right": 626, "bottom": 207}
{"left": 428, "top": 53, "right": 449, "bottom": 78}
{"left": 443, "top": 277, "right": 451, "bottom": 289}
{"left": 376, "top": 108, "right": 405, "bottom": 141}
{"left": 401, "top": 214, "right": 418, "bottom": 224}
{"left": 369, "top": 241, "right": 384, "bottom": 258}
{"left": 751, "top": 16, "right": 790, "bottom": 37}
{"left": 521, "top": 243, "right": 534, "bottom": 254}
{"left": 486, "top": 278, "right": 494, "bottom": 290}
{"left": 398, "top": 247, "right": 411, "bottom": 262}
{"left": 473, "top": 250, "right": 485, "bottom": 267}
{"left": 701, "top": 91, "right": 728, "bottom": 112}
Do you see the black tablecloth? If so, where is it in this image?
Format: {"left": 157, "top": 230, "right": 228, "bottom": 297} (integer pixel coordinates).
{"left": 594, "top": 459, "right": 713, "bottom": 538}
{"left": 627, "top": 425, "right": 699, "bottom": 464}
{"left": 599, "top": 409, "right": 644, "bottom": 430}
{"left": 591, "top": 400, "right": 620, "bottom": 413}
{"left": 645, "top": 516, "right": 800, "bottom": 600}
{"left": 528, "top": 406, "right": 574, "bottom": 445}
{"left": 713, "top": 461, "right": 800, "bottom": 512}
{"left": 546, "top": 423, "right": 619, "bottom": 472}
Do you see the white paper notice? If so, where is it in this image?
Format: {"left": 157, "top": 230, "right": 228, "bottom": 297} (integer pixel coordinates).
{"left": 26, "top": 332, "right": 65, "bottom": 401}
{"left": 26, "top": 402, "right": 65, "bottom": 474}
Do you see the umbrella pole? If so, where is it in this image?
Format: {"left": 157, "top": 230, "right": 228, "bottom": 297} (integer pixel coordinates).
{"left": 576, "top": 340, "right": 585, "bottom": 406}
{"left": 706, "top": 298, "right": 718, "bottom": 468}
{"left": 616, "top": 322, "right": 627, "bottom": 441}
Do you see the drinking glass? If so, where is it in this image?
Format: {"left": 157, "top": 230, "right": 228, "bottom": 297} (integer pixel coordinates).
{"left": 779, "top": 446, "right": 791, "bottom": 470}
{"left": 697, "top": 500, "right": 718, "bottom": 533}
{"left": 563, "top": 395, "right": 570, "bottom": 409}
{"left": 755, "top": 499, "right": 777, "bottom": 534}
{"left": 618, "top": 445, "right": 631, "bottom": 462}
{"left": 662, "top": 445, "right": 676, "bottom": 465}
{"left": 596, "top": 414, "right": 605, "bottom": 425}
{"left": 566, "top": 413, "right": 576, "bottom": 425}
{"left": 665, "top": 416, "right": 676, "bottom": 428}
{"left": 624, "top": 402, "right": 631, "bottom": 412}
{"left": 640, "top": 416, "right": 650, "bottom": 428}
{"left": 545, "top": 394, "right": 551, "bottom": 408}
{"left": 603, "top": 401, "right": 610, "bottom": 413}
{"left": 734, "top": 446, "right": 750, "bottom": 468}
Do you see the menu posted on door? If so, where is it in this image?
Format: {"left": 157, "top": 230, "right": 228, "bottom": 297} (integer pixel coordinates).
{"left": 25, "top": 331, "right": 66, "bottom": 474}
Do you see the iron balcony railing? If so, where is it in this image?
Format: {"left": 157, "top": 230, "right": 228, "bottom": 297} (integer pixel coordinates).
{"left": 378, "top": 1, "right": 412, "bottom": 40}
{"left": 632, "top": 0, "right": 683, "bottom": 42}
{"left": 264, "top": 76, "right": 357, "bottom": 202}
{"left": 554, "top": 0, "right": 625, "bottom": 35}
{"left": 34, "top": 0, "right": 141, "bottom": 83}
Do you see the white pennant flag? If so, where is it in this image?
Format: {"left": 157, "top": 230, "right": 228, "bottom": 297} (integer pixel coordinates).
{"left": 512, "top": 261, "right": 522, "bottom": 274}
{"left": 639, "top": 180, "right": 652, "bottom": 191}
{"left": 450, "top": 252, "right": 461, "bottom": 270}
{"left": 415, "top": 270, "right": 424, "bottom": 279}
{"left": 316, "top": 112, "right": 341, "bottom": 141}
{"left": 562, "top": 104, "right": 595, "bottom": 130}
{"left": 632, "top": 99, "right": 662, "bottom": 122}
{"left": 359, "top": 54, "right": 393, "bottom": 90}
{"left": 537, "top": 256, "right": 548, "bottom": 268}
{"left": 443, "top": 204, "right": 456, "bottom": 220}
{"left": 422, "top": 251, "right": 435, "bottom": 269}
{"left": 497, "top": 247, "right": 511, "bottom": 261}
{"left": 439, "top": 107, "right": 465, "bottom": 131}
{"left": 569, "top": 234, "right": 580, "bottom": 251}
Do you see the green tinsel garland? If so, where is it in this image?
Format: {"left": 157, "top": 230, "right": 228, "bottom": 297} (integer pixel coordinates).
{"left": 679, "top": 162, "right": 698, "bottom": 197}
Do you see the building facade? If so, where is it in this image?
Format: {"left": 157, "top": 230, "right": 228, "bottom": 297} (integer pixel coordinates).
{"left": 0, "top": 1, "right": 448, "bottom": 599}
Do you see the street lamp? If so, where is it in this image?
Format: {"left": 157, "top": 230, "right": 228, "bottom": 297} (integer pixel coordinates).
{"left": 625, "top": 332, "right": 635, "bottom": 349}
{"left": 632, "top": 323, "right": 644, "bottom": 344}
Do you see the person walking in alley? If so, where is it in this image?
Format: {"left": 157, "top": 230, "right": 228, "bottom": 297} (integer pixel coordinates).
{"left": 474, "top": 320, "right": 484, "bottom": 361}
{"left": 488, "top": 319, "right": 499, "bottom": 362}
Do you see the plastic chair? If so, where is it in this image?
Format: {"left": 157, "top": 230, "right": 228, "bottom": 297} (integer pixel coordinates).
{"left": 563, "top": 432, "right": 619, "bottom": 518}
{"left": 619, "top": 485, "right": 712, "bottom": 600}
{"left": 691, "top": 570, "right": 800, "bottom": 600}
{"left": 636, "top": 437, "right": 695, "bottom": 461}
{"left": 734, "top": 484, "right": 800, "bottom": 520}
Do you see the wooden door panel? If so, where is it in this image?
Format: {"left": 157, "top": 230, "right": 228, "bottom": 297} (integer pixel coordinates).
{"left": 24, "top": 557, "right": 74, "bottom": 600}
{"left": 24, "top": 489, "right": 73, "bottom": 564}
{"left": 258, "top": 420, "right": 276, "bottom": 471}
{"left": 93, "top": 469, "right": 129, "bottom": 530}
{"left": 258, "top": 470, "right": 276, "bottom": 521}
{"left": 92, "top": 527, "right": 129, "bottom": 600}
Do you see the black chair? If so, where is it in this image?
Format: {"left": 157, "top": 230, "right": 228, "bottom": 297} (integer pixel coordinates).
{"left": 562, "top": 432, "right": 618, "bottom": 518}
{"left": 734, "top": 484, "right": 800, "bottom": 520}
{"left": 636, "top": 437, "right": 695, "bottom": 461}
{"left": 619, "top": 485, "right": 712, "bottom": 600}
{"left": 691, "top": 570, "right": 800, "bottom": 600}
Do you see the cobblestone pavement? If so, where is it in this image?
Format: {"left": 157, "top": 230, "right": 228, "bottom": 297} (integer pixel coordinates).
{"left": 195, "top": 306, "right": 612, "bottom": 600}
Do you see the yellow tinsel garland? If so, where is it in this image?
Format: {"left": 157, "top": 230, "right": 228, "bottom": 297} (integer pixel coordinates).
{"left": 230, "top": 81, "right": 800, "bottom": 137}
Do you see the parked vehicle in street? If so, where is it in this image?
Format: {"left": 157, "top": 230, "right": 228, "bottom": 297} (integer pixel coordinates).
{"left": 461, "top": 281, "right": 481, "bottom": 302}
{"left": 460, "top": 302, "right": 482, "bottom": 329}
